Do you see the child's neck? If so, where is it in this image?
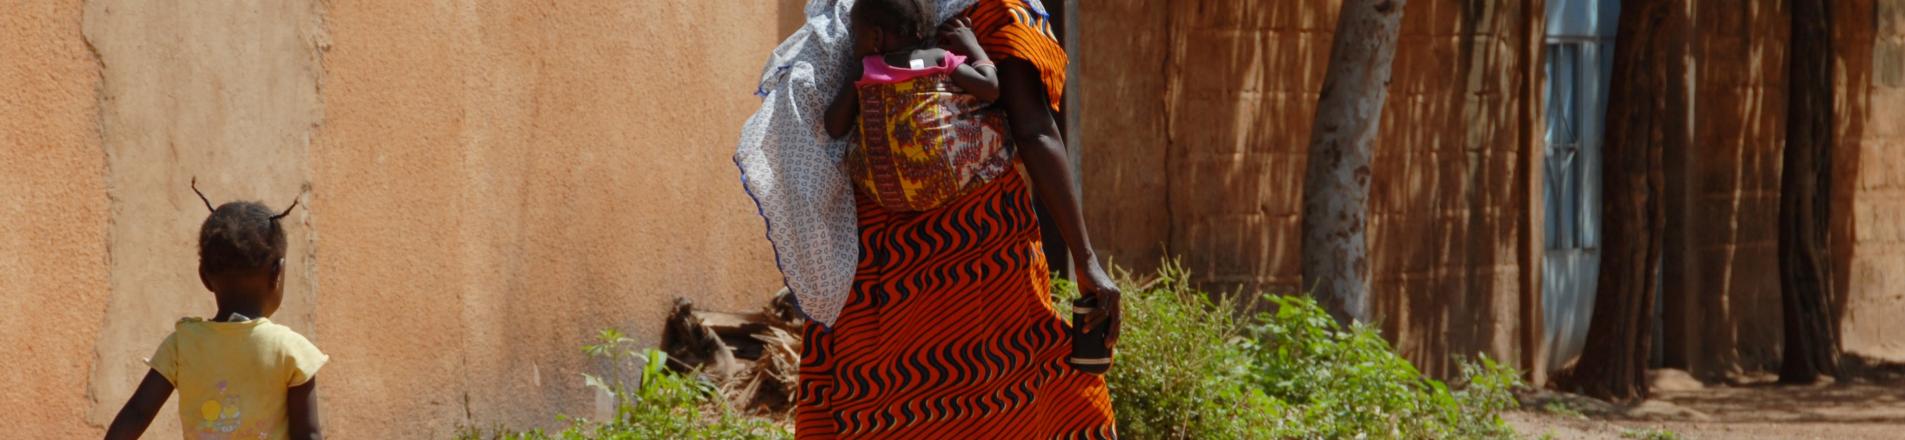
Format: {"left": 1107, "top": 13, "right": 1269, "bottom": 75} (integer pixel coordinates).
{"left": 212, "top": 306, "right": 265, "bottom": 322}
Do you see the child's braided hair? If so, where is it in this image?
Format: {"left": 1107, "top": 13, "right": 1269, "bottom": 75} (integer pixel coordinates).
{"left": 856, "top": 0, "right": 935, "bottom": 44}
{"left": 192, "top": 177, "right": 297, "bottom": 275}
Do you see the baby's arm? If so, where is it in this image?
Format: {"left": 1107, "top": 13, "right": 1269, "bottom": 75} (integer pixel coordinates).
{"left": 950, "top": 64, "right": 1000, "bottom": 103}
{"left": 288, "top": 377, "right": 323, "bottom": 440}
{"left": 826, "top": 29, "right": 880, "bottom": 139}
{"left": 940, "top": 17, "right": 999, "bottom": 102}
{"left": 104, "top": 370, "right": 173, "bottom": 440}
{"left": 824, "top": 74, "right": 862, "bottom": 139}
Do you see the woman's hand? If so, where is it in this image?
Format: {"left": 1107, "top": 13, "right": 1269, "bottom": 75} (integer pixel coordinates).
{"left": 1075, "top": 258, "right": 1123, "bottom": 348}
{"left": 938, "top": 17, "right": 985, "bottom": 59}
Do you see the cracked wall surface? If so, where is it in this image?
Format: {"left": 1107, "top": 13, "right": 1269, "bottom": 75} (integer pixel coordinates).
{"left": 0, "top": 1, "right": 110, "bottom": 438}
{"left": 310, "top": 1, "right": 785, "bottom": 436}
{"left": 79, "top": 0, "right": 326, "bottom": 433}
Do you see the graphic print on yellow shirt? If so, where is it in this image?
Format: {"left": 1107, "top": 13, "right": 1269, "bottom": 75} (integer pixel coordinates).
{"left": 147, "top": 317, "right": 327, "bottom": 440}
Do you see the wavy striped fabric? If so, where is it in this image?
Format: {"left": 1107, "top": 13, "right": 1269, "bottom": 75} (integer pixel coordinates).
{"left": 965, "top": 0, "right": 1069, "bottom": 111}
{"left": 796, "top": 170, "right": 1116, "bottom": 439}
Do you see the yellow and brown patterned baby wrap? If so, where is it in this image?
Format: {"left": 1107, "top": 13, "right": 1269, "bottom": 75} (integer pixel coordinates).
{"left": 848, "top": 54, "right": 1014, "bottom": 212}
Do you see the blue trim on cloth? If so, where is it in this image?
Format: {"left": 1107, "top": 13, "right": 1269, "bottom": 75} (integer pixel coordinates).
{"left": 733, "top": 140, "right": 833, "bottom": 333}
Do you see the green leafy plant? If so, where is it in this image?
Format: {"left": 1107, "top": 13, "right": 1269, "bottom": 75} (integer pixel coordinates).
{"left": 1056, "top": 264, "right": 1273, "bottom": 439}
{"left": 1063, "top": 261, "right": 1524, "bottom": 439}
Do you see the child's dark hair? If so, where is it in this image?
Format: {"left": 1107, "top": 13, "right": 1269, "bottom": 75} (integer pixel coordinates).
{"left": 856, "top": 0, "right": 934, "bottom": 43}
{"left": 192, "top": 178, "right": 296, "bottom": 275}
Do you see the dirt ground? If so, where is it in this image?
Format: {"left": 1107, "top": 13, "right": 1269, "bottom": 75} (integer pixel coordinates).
{"left": 1508, "top": 368, "right": 1905, "bottom": 439}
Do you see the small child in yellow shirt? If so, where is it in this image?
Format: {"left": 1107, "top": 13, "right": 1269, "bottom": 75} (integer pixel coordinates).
{"left": 106, "top": 180, "right": 327, "bottom": 440}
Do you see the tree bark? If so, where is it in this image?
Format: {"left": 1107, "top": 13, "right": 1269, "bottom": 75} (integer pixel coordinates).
{"left": 1778, "top": 0, "right": 1841, "bottom": 384}
{"left": 1554, "top": 0, "right": 1683, "bottom": 403}
{"left": 1302, "top": 0, "right": 1408, "bottom": 325}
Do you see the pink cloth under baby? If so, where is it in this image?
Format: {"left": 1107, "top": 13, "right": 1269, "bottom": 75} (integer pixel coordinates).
{"left": 857, "top": 53, "right": 967, "bottom": 86}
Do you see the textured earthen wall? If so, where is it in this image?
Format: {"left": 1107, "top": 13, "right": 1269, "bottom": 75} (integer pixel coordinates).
{"left": 1079, "top": 0, "right": 1543, "bottom": 377}
{"left": 1078, "top": 0, "right": 1172, "bottom": 274}
{"left": 312, "top": 1, "right": 784, "bottom": 436}
{"left": 3, "top": 1, "right": 789, "bottom": 437}
{"left": 0, "top": 1, "right": 110, "bottom": 438}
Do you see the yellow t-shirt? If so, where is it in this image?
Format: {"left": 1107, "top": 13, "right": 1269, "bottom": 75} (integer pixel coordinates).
{"left": 146, "top": 317, "right": 327, "bottom": 440}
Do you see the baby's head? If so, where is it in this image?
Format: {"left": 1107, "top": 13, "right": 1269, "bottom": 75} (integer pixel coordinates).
{"left": 193, "top": 181, "right": 296, "bottom": 318}
{"left": 853, "top": 0, "right": 934, "bottom": 51}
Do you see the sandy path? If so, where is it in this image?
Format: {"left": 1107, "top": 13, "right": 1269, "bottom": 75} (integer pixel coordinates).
{"left": 1509, "top": 377, "right": 1905, "bottom": 439}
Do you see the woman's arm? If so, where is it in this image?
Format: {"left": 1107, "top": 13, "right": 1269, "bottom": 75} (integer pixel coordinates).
{"left": 997, "top": 59, "right": 1122, "bottom": 346}
{"left": 104, "top": 370, "right": 173, "bottom": 440}
{"left": 287, "top": 377, "right": 322, "bottom": 440}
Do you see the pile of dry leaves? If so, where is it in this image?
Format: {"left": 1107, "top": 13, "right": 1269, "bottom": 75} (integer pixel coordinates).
{"left": 660, "top": 289, "right": 804, "bottom": 416}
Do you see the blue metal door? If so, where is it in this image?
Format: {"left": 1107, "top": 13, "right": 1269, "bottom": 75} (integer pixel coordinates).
{"left": 1542, "top": 0, "right": 1619, "bottom": 373}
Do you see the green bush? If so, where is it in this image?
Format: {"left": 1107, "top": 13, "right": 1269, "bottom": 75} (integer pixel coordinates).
{"left": 1056, "top": 266, "right": 1265, "bottom": 438}
{"left": 456, "top": 329, "right": 790, "bottom": 440}
{"left": 1061, "top": 262, "right": 1523, "bottom": 439}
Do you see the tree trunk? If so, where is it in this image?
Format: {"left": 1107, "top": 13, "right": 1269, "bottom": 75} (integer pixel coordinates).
{"left": 1778, "top": 0, "right": 1841, "bottom": 384}
{"left": 1302, "top": 0, "right": 1408, "bottom": 325}
{"left": 1554, "top": 0, "right": 1683, "bottom": 403}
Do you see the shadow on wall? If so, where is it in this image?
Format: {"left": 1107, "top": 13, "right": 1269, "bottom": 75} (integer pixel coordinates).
{"left": 1659, "top": 0, "right": 1875, "bottom": 380}
{"left": 1827, "top": 0, "right": 1872, "bottom": 366}
{"left": 1670, "top": 0, "right": 1791, "bottom": 378}
{"left": 1363, "top": 0, "right": 1534, "bottom": 378}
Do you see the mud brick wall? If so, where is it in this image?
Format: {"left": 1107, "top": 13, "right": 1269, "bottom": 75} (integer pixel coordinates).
{"left": 1365, "top": 0, "right": 1541, "bottom": 377}
{"left": 1078, "top": 0, "right": 1545, "bottom": 377}
{"left": 1840, "top": 0, "right": 1905, "bottom": 365}
{"left": 1665, "top": 0, "right": 1905, "bottom": 378}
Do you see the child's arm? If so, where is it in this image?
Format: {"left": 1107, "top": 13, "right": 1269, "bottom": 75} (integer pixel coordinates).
{"left": 825, "top": 29, "right": 879, "bottom": 139}
{"left": 288, "top": 377, "right": 323, "bottom": 440}
{"left": 104, "top": 370, "right": 173, "bottom": 440}
{"left": 940, "top": 17, "right": 999, "bottom": 102}
{"left": 950, "top": 64, "right": 1000, "bottom": 103}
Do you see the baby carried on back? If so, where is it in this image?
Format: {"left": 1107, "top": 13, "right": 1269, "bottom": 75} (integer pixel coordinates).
{"left": 824, "top": 1, "right": 1012, "bottom": 212}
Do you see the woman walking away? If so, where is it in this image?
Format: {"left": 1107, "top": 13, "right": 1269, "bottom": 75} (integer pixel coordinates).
{"left": 789, "top": 0, "right": 1119, "bottom": 437}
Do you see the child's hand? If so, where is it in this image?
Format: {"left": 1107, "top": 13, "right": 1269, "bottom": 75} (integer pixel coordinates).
{"left": 939, "top": 17, "right": 984, "bottom": 57}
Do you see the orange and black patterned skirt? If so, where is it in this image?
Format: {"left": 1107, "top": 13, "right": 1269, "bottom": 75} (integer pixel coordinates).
{"left": 795, "top": 169, "right": 1117, "bottom": 439}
